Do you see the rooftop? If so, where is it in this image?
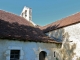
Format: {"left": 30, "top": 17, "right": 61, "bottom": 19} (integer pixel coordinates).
{"left": 0, "top": 10, "right": 60, "bottom": 43}
{"left": 40, "top": 12, "right": 80, "bottom": 33}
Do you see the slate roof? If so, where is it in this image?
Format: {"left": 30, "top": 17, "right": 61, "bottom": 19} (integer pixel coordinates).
{"left": 0, "top": 10, "right": 60, "bottom": 43}
{"left": 40, "top": 12, "right": 80, "bottom": 33}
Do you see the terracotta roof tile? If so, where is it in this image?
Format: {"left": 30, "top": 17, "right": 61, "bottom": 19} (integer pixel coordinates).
{"left": 0, "top": 10, "right": 60, "bottom": 43}
{"left": 40, "top": 12, "right": 80, "bottom": 33}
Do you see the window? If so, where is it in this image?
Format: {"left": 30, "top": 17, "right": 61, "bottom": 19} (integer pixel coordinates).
{"left": 54, "top": 51, "right": 55, "bottom": 57}
{"left": 29, "top": 10, "right": 31, "bottom": 16}
{"left": 22, "top": 13, "right": 23, "bottom": 17}
{"left": 39, "top": 51, "right": 47, "bottom": 60}
{"left": 25, "top": 10, "right": 27, "bottom": 17}
{"left": 10, "top": 50, "right": 20, "bottom": 60}
{"left": 5, "top": 46, "right": 24, "bottom": 60}
{"left": 29, "top": 16, "right": 31, "bottom": 21}
{"left": 25, "top": 14, "right": 27, "bottom": 17}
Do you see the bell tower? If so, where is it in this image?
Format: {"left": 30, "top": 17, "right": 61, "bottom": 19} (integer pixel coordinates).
{"left": 20, "top": 6, "right": 36, "bottom": 26}
{"left": 20, "top": 6, "right": 32, "bottom": 21}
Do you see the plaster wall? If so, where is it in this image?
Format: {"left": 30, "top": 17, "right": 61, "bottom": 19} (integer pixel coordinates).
{"left": 0, "top": 40, "right": 61, "bottom": 60}
{"left": 46, "top": 23, "right": 80, "bottom": 60}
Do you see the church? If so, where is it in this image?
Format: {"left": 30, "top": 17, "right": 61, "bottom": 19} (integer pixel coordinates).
{"left": 0, "top": 6, "right": 80, "bottom": 60}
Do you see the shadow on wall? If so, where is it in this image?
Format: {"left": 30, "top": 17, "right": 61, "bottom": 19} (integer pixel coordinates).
{"left": 50, "top": 28, "right": 65, "bottom": 42}
{"left": 61, "top": 32, "right": 76, "bottom": 60}
{"left": 77, "top": 57, "right": 80, "bottom": 60}
{"left": 0, "top": 19, "right": 49, "bottom": 42}
{"left": 42, "top": 24, "right": 65, "bottom": 42}
{"left": 43, "top": 24, "right": 60, "bottom": 33}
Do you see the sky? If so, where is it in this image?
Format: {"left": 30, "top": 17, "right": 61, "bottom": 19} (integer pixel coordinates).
{"left": 0, "top": 0, "right": 80, "bottom": 26}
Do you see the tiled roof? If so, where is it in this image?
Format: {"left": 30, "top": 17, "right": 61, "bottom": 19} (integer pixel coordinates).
{"left": 0, "top": 10, "right": 60, "bottom": 43}
{"left": 40, "top": 12, "right": 80, "bottom": 33}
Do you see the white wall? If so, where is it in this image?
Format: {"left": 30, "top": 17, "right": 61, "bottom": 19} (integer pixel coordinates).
{"left": 0, "top": 40, "right": 61, "bottom": 60}
{"left": 46, "top": 23, "right": 80, "bottom": 60}
{"left": 46, "top": 28, "right": 64, "bottom": 42}
{"left": 63, "top": 23, "right": 80, "bottom": 60}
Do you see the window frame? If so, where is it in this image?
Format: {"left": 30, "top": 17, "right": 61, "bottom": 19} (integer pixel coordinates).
{"left": 5, "top": 46, "right": 24, "bottom": 60}
{"left": 10, "top": 50, "right": 20, "bottom": 60}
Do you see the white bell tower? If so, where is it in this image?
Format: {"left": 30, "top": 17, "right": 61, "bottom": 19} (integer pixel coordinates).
{"left": 20, "top": 6, "right": 32, "bottom": 21}
{"left": 20, "top": 6, "right": 36, "bottom": 26}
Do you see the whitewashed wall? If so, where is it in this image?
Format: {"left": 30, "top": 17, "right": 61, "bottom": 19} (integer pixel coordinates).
{"left": 46, "top": 23, "right": 80, "bottom": 60}
{"left": 46, "top": 28, "right": 64, "bottom": 42}
{"left": 0, "top": 39, "right": 61, "bottom": 60}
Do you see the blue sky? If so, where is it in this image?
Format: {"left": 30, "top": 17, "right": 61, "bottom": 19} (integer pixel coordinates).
{"left": 0, "top": 0, "right": 80, "bottom": 26}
